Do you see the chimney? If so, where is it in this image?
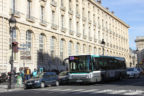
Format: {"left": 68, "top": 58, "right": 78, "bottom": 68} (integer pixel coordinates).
{"left": 106, "top": 7, "right": 109, "bottom": 10}
{"left": 97, "top": 0, "right": 101, "bottom": 4}
{"left": 111, "top": 11, "right": 114, "bottom": 14}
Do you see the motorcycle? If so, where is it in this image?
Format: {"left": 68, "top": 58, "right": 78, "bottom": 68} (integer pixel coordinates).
{"left": 0, "top": 73, "right": 8, "bottom": 83}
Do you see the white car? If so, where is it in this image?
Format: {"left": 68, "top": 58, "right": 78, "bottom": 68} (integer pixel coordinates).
{"left": 127, "top": 68, "right": 140, "bottom": 78}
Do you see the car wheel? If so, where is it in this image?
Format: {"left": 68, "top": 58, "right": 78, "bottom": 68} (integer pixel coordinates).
{"left": 55, "top": 81, "right": 59, "bottom": 86}
{"left": 41, "top": 82, "right": 45, "bottom": 88}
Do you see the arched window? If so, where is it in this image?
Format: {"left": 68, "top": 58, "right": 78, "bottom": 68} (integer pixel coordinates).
{"left": 50, "top": 36, "right": 56, "bottom": 57}
{"left": 39, "top": 34, "right": 45, "bottom": 52}
{"left": 94, "top": 47, "right": 96, "bottom": 54}
{"left": 10, "top": 28, "right": 17, "bottom": 42}
{"left": 26, "top": 30, "right": 32, "bottom": 60}
{"left": 60, "top": 39, "right": 65, "bottom": 60}
{"left": 83, "top": 44, "right": 86, "bottom": 54}
{"left": 76, "top": 43, "right": 80, "bottom": 55}
{"left": 89, "top": 45, "right": 91, "bottom": 54}
{"left": 68, "top": 41, "right": 72, "bottom": 56}
{"left": 10, "top": 28, "right": 17, "bottom": 60}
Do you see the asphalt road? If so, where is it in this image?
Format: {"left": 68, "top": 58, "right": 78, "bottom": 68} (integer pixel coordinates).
{"left": 0, "top": 76, "right": 144, "bottom": 96}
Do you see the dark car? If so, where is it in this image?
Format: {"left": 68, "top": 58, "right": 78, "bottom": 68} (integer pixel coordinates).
{"left": 58, "top": 71, "right": 69, "bottom": 85}
{"left": 25, "top": 72, "right": 59, "bottom": 89}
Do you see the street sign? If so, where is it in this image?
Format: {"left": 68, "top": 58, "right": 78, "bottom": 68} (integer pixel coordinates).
{"left": 18, "top": 48, "right": 27, "bottom": 50}
{"left": 20, "top": 44, "right": 27, "bottom": 46}
{"left": 20, "top": 51, "right": 30, "bottom": 55}
{"left": 20, "top": 56, "right": 31, "bottom": 60}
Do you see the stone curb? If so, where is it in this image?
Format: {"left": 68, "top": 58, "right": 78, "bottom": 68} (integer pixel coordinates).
{"left": 0, "top": 85, "right": 24, "bottom": 93}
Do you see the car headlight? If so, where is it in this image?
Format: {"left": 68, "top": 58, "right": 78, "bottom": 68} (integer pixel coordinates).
{"left": 34, "top": 80, "right": 40, "bottom": 83}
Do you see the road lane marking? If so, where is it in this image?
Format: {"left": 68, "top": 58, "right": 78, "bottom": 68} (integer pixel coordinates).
{"left": 32, "top": 88, "right": 144, "bottom": 96}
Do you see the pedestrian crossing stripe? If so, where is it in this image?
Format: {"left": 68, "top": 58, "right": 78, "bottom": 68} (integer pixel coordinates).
{"left": 36, "top": 88, "right": 144, "bottom": 96}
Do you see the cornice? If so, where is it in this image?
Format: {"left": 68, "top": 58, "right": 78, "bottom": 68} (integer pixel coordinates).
{"left": 88, "top": 0, "right": 130, "bottom": 28}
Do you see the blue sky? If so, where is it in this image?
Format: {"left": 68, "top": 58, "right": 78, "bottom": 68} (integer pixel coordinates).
{"left": 101, "top": 0, "right": 144, "bottom": 50}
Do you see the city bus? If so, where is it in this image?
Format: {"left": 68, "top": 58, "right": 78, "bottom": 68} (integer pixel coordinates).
{"left": 68, "top": 55, "right": 126, "bottom": 83}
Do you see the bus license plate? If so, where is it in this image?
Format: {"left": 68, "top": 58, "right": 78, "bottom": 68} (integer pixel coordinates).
{"left": 76, "top": 80, "right": 82, "bottom": 82}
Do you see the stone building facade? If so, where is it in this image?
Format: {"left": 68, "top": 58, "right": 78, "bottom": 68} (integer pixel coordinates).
{"left": 0, "top": 0, "right": 130, "bottom": 73}
{"left": 129, "top": 48, "right": 137, "bottom": 68}
{"left": 135, "top": 36, "right": 144, "bottom": 65}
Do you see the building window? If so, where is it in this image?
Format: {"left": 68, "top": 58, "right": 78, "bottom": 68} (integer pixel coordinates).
{"left": 11, "top": 0, "right": 15, "bottom": 13}
{"left": 76, "top": 4, "right": 79, "bottom": 14}
{"left": 27, "top": 0, "right": 32, "bottom": 18}
{"left": 98, "top": 17, "right": 100, "bottom": 25}
{"left": 82, "top": 8, "right": 85, "bottom": 16}
{"left": 76, "top": 43, "right": 79, "bottom": 55}
{"left": 98, "top": 31, "right": 100, "bottom": 40}
{"left": 89, "top": 46, "right": 91, "bottom": 54}
{"left": 68, "top": 41, "right": 72, "bottom": 56}
{"left": 76, "top": 22, "right": 79, "bottom": 34}
{"left": 10, "top": 28, "right": 17, "bottom": 60}
{"left": 40, "top": 6, "right": 44, "bottom": 21}
{"left": 60, "top": 39, "right": 64, "bottom": 60}
{"left": 26, "top": 30, "right": 32, "bottom": 59}
{"left": 39, "top": 34, "right": 45, "bottom": 62}
{"left": 93, "top": 14, "right": 95, "bottom": 23}
{"left": 50, "top": 37, "right": 55, "bottom": 57}
{"left": 94, "top": 29, "right": 96, "bottom": 39}
{"left": 89, "top": 27, "right": 91, "bottom": 38}
{"left": 69, "top": 0, "right": 72, "bottom": 10}
{"left": 83, "top": 44, "right": 86, "bottom": 54}
{"left": 88, "top": 11, "right": 90, "bottom": 20}
{"left": 61, "top": 0, "right": 64, "bottom": 6}
{"left": 52, "top": 11, "right": 55, "bottom": 24}
{"left": 39, "top": 34, "right": 44, "bottom": 52}
{"left": 94, "top": 47, "right": 96, "bottom": 54}
{"left": 69, "top": 19, "right": 72, "bottom": 30}
{"left": 61, "top": 15, "right": 64, "bottom": 27}
{"left": 83, "top": 24, "right": 85, "bottom": 36}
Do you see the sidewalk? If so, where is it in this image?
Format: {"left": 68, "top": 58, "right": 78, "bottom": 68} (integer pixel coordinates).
{"left": 0, "top": 83, "right": 24, "bottom": 93}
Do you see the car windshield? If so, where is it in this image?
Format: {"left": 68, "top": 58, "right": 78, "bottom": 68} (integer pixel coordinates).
{"left": 31, "top": 73, "right": 43, "bottom": 79}
{"left": 127, "top": 68, "right": 134, "bottom": 71}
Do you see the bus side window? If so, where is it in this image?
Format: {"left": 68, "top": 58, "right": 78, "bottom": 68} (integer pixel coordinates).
{"left": 93, "top": 58, "right": 99, "bottom": 70}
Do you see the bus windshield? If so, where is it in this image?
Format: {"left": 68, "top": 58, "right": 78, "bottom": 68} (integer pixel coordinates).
{"left": 69, "top": 56, "right": 90, "bottom": 72}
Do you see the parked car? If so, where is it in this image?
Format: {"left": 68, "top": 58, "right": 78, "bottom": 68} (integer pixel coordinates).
{"left": 25, "top": 72, "right": 59, "bottom": 89}
{"left": 136, "top": 67, "right": 143, "bottom": 75}
{"left": 126, "top": 68, "right": 140, "bottom": 78}
{"left": 58, "top": 71, "right": 69, "bottom": 85}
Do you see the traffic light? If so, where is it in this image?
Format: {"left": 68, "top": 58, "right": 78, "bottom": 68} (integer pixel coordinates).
{"left": 12, "top": 42, "right": 18, "bottom": 53}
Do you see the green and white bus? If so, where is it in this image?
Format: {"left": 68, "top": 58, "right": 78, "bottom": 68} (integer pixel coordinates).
{"left": 68, "top": 55, "right": 126, "bottom": 83}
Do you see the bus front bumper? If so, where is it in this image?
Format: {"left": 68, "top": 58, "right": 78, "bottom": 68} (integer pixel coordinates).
{"left": 69, "top": 78, "right": 95, "bottom": 83}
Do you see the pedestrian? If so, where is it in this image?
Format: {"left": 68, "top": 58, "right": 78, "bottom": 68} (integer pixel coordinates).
{"left": 32, "top": 68, "right": 37, "bottom": 78}
{"left": 20, "top": 69, "right": 24, "bottom": 82}
{"left": 16, "top": 73, "right": 23, "bottom": 87}
{"left": 25, "top": 68, "right": 31, "bottom": 80}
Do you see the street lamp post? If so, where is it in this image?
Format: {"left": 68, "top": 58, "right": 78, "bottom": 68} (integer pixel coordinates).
{"left": 8, "top": 14, "right": 16, "bottom": 89}
{"left": 101, "top": 39, "right": 105, "bottom": 56}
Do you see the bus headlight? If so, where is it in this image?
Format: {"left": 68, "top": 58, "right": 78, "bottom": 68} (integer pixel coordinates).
{"left": 69, "top": 75, "right": 72, "bottom": 79}
{"left": 86, "top": 74, "right": 93, "bottom": 78}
